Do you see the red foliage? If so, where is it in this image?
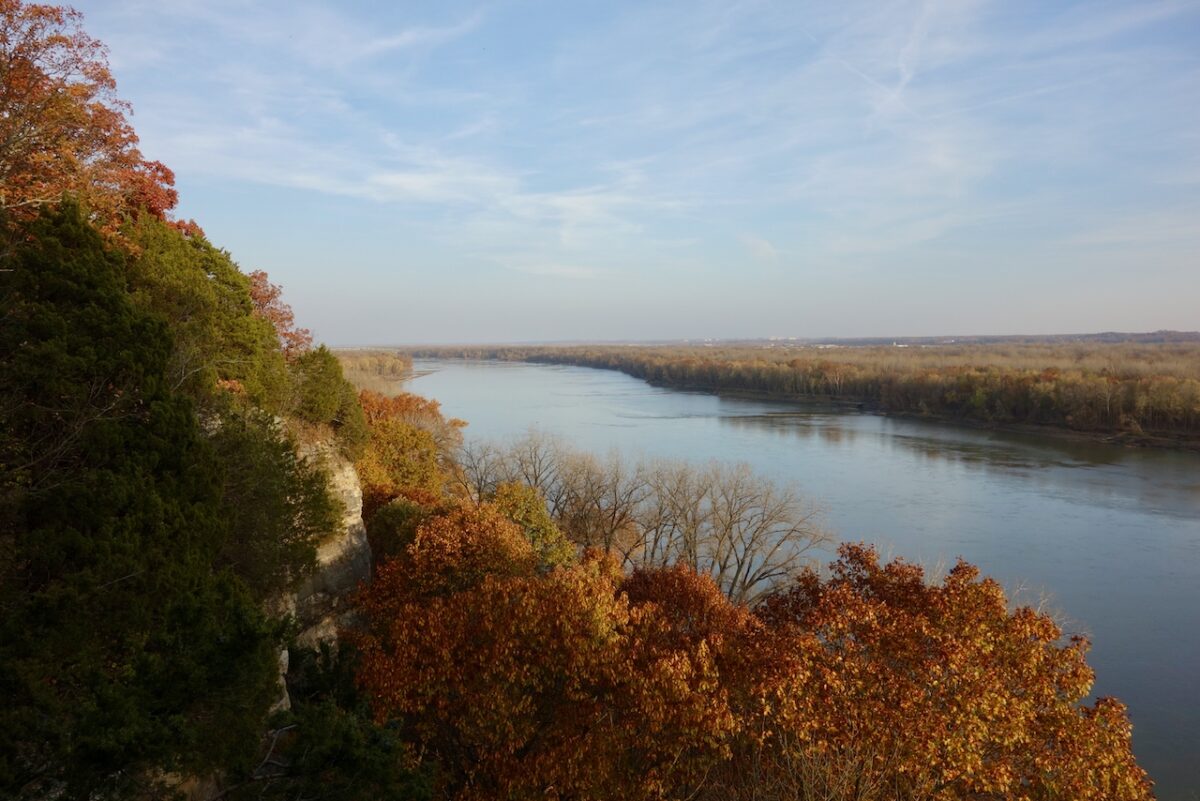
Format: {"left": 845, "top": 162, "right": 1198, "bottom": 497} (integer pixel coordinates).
{"left": 121, "top": 159, "right": 178, "bottom": 219}
{"left": 247, "top": 269, "right": 312, "bottom": 359}
{"left": 169, "top": 218, "right": 205, "bottom": 239}
{"left": 0, "top": 1, "right": 178, "bottom": 234}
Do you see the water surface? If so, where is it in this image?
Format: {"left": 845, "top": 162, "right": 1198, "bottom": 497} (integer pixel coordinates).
{"left": 403, "top": 359, "right": 1200, "bottom": 798}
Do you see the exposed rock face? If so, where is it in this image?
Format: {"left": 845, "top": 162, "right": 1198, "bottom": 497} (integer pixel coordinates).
{"left": 178, "top": 437, "right": 373, "bottom": 800}
{"left": 292, "top": 439, "right": 372, "bottom": 646}
{"left": 264, "top": 438, "right": 372, "bottom": 722}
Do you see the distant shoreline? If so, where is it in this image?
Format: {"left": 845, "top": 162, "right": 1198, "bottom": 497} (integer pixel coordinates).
{"left": 411, "top": 356, "right": 1200, "bottom": 453}
{"left": 674, "top": 383, "right": 1200, "bottom": 452}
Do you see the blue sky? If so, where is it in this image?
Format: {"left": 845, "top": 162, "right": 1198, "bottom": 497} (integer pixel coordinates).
{"left": 75, "top": 0, "right": 1200, "bottom": 344}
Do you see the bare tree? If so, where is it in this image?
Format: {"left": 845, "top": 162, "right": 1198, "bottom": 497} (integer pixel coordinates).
{"left": 457, "top": 432, "right": 830, "bottom": 603}
{"left": 505, "top": 429, "right": 562, "bottom": 495}
{"left": 454, "top": 439, "right": 506, "bottom": 501}
{"left": 700, "top": 463, "right": 827, "bottom": 604}
{"left": 635, "top": 459, "right": 710, "bottom": 569}
{"left": 553, "top": 450, "right": 650, "bottom": 554}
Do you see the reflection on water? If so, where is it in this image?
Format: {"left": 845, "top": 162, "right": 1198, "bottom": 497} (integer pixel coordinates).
{"left": 719, "top": 411, "right": 1199, "bottom": 521}
{"left": 403, "top": 359, "right": 1200, "bottom": 800}
{"left": 723, "top": 413, "right": 864, "bottom": 447}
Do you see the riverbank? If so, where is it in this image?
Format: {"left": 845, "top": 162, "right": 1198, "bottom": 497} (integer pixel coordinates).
{"left": 638, "top": 380, "right": 1200, "bottom": 453}
{"left": 405, "top": 350, "right": 1200, "bottom": 452}
{"left": 400, "top": 344, "right": 1200, "bottom": 451}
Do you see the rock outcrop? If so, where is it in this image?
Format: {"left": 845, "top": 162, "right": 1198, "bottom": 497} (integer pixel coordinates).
{"left": 291, "top": 438, "right": 372, "bottom": 647}
{"left": 265, "top": 437, "right": 371, "bottom": 715}
{"left": 179, "top": 438, "right": 372, "bottom": 800}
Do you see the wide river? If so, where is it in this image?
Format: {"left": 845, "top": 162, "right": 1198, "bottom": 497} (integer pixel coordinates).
{"left": 402, "top": 358, "right": 1200, "bottom": 798}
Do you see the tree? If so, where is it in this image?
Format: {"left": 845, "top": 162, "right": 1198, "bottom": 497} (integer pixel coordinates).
{"left": 349, "top": 486, "right": 1153, "bottom": 800}
{"left": 0, "top": 206, "right": 280, "bottom": 797}
{"left": 356, "top": 418, "right": 443, "bottom": 519}
{"left": 686, "top": 462, "right": 827, "bottom": 605}
{"left": 223, "top": 644, "right": 431, "bottom": 801}
{"left": 356, "top": 389, "right": 458, "bottom": 519}
{"left": 290, "top": 345, "right": 368, "bottom": 456}
{"left": 352, "top": 505, "right": 742, "bottom": 800}
{"left": 359, "top": 388, "right": 465, "bottom": 460}
{"left": 739, "top": 544, "right": 1154, "bottom": 801}
{"left": 458, "top": 437, "right": 828, "bottom": 602}
{"left": 489, "top": 481, "right": 575, "bottom": 570}
{"left": 125, "top": 215, "right": 290, "bottom": 412}
{"left": 553, "top": 449, "right": 650, "bottom": 555}
{"left": 209, "top": 410, "right": 339, "bottom": 602}
{"left": 249, "top": 269, "right": 312, "bottom": 360}
{"left": 0, "top": 1, "right": 177, "bottom": 234}
{"left": 365, "top": 496, "right": 439, "bottom": 566}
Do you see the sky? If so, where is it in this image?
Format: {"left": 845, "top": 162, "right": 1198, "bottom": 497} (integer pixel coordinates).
{"left": 73, "top": 0, "right": 1200, "bottom": 344}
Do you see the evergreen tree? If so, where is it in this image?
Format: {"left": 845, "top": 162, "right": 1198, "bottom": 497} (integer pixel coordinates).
{"left": 124, "top": 215, "right": 289, "bottom": 413}
{"left": 0, "top": 206, "right": 280, "bottom": 798}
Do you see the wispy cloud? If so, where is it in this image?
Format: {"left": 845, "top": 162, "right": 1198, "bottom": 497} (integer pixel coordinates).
{"left": 740, "top": 234, "right": 779, "bottom": 263}
{"left": 357, "top": 14, "right": 484, "bottom": 61}
{"left": 74, "top": 0, "right": 1200, "bottom": 340}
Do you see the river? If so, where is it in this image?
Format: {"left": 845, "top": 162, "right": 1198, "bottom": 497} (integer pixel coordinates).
{"left": 402, "top": 358, "right": 1200, "bottom": 798}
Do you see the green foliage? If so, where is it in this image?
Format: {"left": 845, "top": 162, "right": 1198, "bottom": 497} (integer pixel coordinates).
{"left": 224, "top": 645, "right": 431, "bottom": 801}
{"left": 209, "top": 410, "right": 340, "bottom": 602}
{"left": 366, "top": 497, "right": 434, "bottom": 565}
{"left": 291, "top": 345, "right": 347, "bottom": 422}
{"left": 125, "top": 215, "right": 289, "bottom": 412}
{"left": 290, "top": 345, "right": 369, "bottom": 456}
{"left": 0, "top": 206, "right": 282, "bottom": 797}
{"left": 490, "top": 481, "right": 576, "bottom": 570}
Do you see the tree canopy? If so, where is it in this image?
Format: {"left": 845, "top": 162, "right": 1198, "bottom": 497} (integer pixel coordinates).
{"left": 0, "top": 1, "right": 177, "bottom": 235}
{"left": 352, "top": 498, "right": 1153, "bottom": 801}
{"left": 0, "top": 206, "right": 280, "bottom": 797}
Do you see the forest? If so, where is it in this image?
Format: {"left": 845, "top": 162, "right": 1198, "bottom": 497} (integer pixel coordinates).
{"left": 0, "top": 2, "right": 1157, "bottom": 799}
{"left": 405, "top": 343, "right": 1200, "bottom": 446}
{"left": 337, "top": 350, "right": 415, "bottom": 395}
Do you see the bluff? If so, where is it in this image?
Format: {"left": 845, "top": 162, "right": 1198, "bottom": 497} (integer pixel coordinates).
{"left": 270, "top": 437, "right": 372, "bottom": 710}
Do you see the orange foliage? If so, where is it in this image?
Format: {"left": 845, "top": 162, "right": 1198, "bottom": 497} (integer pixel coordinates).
{"left": 353, "top": 530, "right": 1151, "bottom": 800}
{"left": 355, "top": 389, "right": 464, "bottom": 519}
{"left": 359, "top": 388, "right": 465, "bottom": 452}
{"left": 358, "top": 388, "right": 450, "bottom": 427}
{"left": 356, "top": 418, "right": 442, "bottom": 520}
{"left": 0, "top": 1, "right": 177, "bottom": 234}
{"left": 621, "top": 565, "right": 781, "bottom": 730}
{"left": 353, "top": 504, "right": 743, "bottom": 800}
{"left": 747, "top": 544, "right": 1153, "bottom": 800}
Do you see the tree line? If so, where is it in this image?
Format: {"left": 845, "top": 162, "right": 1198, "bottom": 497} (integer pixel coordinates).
{"left": 406, "top": 343, "right": 1200, "bottom": 443}
{"left": 336, "top": 350, "right": 415, "bottom": 394}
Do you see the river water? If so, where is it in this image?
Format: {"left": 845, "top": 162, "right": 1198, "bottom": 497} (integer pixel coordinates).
{"left": 402, "top": 358, "right": 1200, "bottom": 798}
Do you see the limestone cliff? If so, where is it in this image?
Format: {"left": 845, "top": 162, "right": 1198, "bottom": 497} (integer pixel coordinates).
{"left": 174, "top": 438, "right": 372, "bottom": 799}
{"left": 268, "top": 437, "right": 372, "bottom": 713}
{"left": 291, "top": 438, "right": 372, "bottom": 645}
